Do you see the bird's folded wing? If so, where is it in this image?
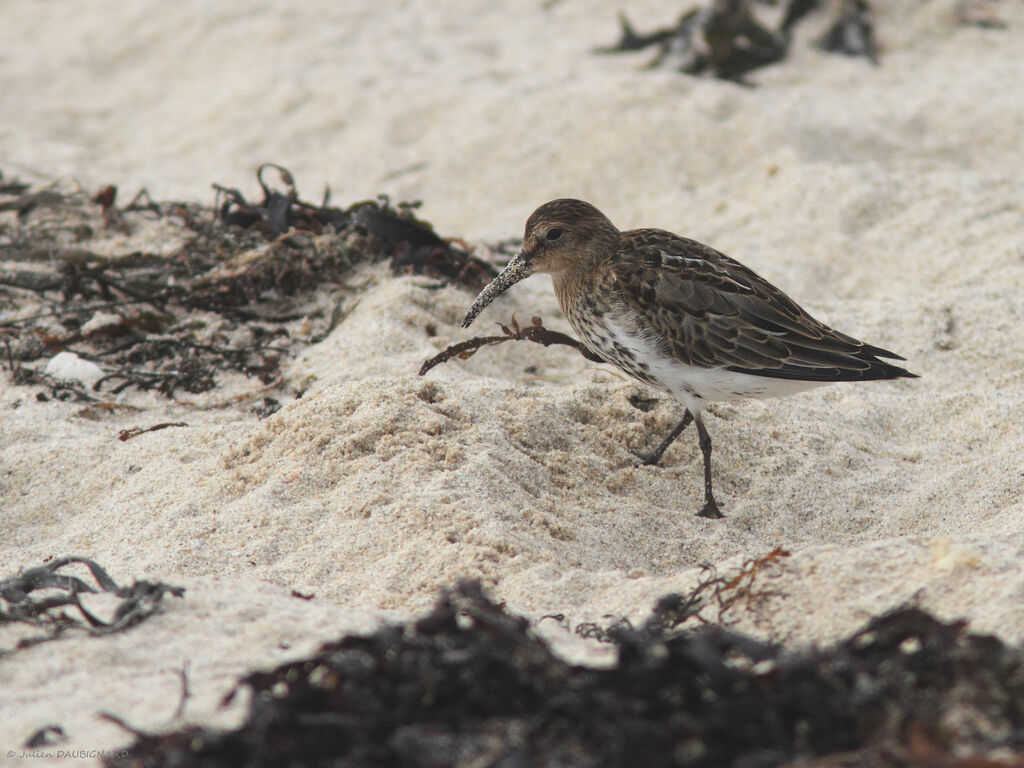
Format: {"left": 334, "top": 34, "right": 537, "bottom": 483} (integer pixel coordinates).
{"left": 609, "top": 230, "right": 912, "bottom": 382}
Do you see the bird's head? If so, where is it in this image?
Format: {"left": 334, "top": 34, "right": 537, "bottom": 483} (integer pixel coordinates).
{"left": 461, "top": 199, "right": 617, "bottom": 328}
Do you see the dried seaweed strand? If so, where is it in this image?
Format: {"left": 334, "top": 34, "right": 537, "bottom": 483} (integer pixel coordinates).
{"left": 117, "top": 422, "right": 188, "bottom": 441}
{"left": 419, "top": 315, "right": 604, "bottom": 376}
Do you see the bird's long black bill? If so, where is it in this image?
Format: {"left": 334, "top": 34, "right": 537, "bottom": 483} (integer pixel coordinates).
{"left": 461, "top": 252, "right": 533, "bottom": 328}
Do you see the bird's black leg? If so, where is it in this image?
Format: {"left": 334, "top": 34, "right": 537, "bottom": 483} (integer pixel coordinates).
{"left": 632, "top": 410, "right": 694, "bottom": 466}
{"left": 693, "top": 413, "right": 723, "bottom": 519}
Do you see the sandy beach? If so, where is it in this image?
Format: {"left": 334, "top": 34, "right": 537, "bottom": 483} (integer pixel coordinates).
{"left": 2, "top": 0, "right": 1023, "bottom": 763}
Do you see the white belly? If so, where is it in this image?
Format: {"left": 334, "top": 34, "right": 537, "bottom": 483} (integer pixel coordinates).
{"left": 587, "top": 317, "right": 827, "bottom": 414}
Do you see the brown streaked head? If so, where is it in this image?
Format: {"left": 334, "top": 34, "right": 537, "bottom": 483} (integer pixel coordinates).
{"left": 462, "top": 199, "right": 619, "bottom": 328}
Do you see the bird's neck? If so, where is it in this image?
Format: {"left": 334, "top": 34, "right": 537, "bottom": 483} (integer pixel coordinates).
{"left": 551, "top": 261, "right": 598, "bottom": 314}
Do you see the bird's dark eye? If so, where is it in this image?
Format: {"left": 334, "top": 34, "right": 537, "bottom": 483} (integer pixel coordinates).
{"left": 545, "top": 227, "right": 563, "bottom": 242}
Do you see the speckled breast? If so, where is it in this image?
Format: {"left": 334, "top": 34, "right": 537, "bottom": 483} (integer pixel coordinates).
{"left": 564, "top": 295, "right": 662, "bottom": 389}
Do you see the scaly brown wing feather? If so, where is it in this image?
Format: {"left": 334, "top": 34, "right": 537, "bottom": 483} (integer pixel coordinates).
{"left": 607, "top": 229, "right": 916, "bottom": 381}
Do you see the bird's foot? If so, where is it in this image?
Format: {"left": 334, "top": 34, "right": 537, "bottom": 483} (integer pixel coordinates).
{"left": 696, "top": 498, "right": 724, "bottom": 520}
{"left": 630, "top": 412, "right": 693, "bottom": 468}
{"left": 630, "top": 446, "right": 666, "bottom": 467}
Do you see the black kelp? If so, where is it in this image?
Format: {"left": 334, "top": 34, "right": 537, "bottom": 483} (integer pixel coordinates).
{"left": 106, "top": 579, "right": 1024, "bottom": 768}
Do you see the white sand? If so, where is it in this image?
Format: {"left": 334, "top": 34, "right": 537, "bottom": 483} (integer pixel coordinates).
{"left": 2, "top": 0, "right": 1023, "bottom": 762}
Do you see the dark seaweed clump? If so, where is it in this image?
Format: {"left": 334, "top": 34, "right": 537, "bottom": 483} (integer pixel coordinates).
{"left": 106, "top": 580, "right": 1024, "bottom": 768}
{"left": 596, "top": 0, "right": 880, "bottom": 81}
{"left": 0, "top": 165, "right": 496, "bottom": 399}
{"left": 0, "top": 556, "right": 183, "bottom": 657}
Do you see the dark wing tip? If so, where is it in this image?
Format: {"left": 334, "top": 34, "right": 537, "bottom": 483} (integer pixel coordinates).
{"left": 892, "top": 366, "right": 920, "bottom": 379}
{"left": 860, "top": 342, "right": 906, "bottom": 362}
{"left": 726, "top": 354, "right": 919, "bottom": 382}
{"left": 855, "top": 346, "right": 919, "bottom": 380}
